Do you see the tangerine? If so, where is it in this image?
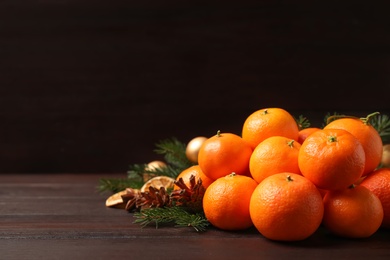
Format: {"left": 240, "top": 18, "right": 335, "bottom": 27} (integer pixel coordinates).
{"left": 249, "top": 136, "right": 301, "bottom": 183}
{"left": 324, "top": 113, "right": 383, "bottom": 176}
{"left": 360, "top": 167, "right": 390, "bottom": 229}
{"left": 322, "top": 184, "right": 384, "bottom": 238}
{"left": 249, "top": 172, "right": 324, "bottom": 241}
{"left": 203, "top": 173, "right": 258, "bottom": 231}
{"left": 242, "top": 107, "right": 299, "bottom": 150}
{"left": 298, "top": 128, "right": 365, "bottom": 190}
{"left": 198, "top": 131, "right": 252, "bottom": 180}
{"left": 298, "top": 127, "right": 321, "bottom": 144}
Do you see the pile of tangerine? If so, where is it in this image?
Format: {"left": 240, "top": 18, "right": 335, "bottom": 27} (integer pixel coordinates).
{"left": 177, "top": 107, "right": 389, "bottom": 242}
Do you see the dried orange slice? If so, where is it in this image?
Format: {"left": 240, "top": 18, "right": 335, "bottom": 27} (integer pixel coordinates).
{"left": 105, "top": 188, "right": 140, "bottom": 208}
{"left": 140, "top": 175, "right": 175, "bottom": 193}
{"left": 105, "top": 189, "right": 130, "bottom": 208}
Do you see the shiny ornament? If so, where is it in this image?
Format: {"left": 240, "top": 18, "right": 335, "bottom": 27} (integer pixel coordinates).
{"left": 186, "top": 136, "right": 207, "bottom": 164}
{"left": 382, "top": 144, "right": 390, "bottom": 167}
{"left": 146, "top": 160, "right": 167, "bottom": 171}
{"left": 143, "top": 160, "right": 167, "bottom": 182}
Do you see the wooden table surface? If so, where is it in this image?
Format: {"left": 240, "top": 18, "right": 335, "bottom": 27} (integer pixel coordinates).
{"left": 0, "top": 173, "right": 389, "bottom": 259}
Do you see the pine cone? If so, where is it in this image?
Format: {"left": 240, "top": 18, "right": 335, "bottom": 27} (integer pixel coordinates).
{"left": 170, "top": 174, "right": 205, "bottom": 213}
{"left": 124, "top": 175, "right": 205, "bottom": 213}
{"left": 125, "top": 186, "right": 171, "bottom": 211}
{"left": 137, "top": 186, "right": 172, "bottom": 209}
{"left": 122, "top": 188, "right": 141, "bottom": 211}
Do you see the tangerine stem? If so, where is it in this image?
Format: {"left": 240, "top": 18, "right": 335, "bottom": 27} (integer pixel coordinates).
{"left": 328, "top": 135, "right": 337, "bottom": 143}
{"left": 360, "top": 112, "right": 380, "bottom": 126}
{"left": 286, "top": 175, "right": 293, "bottom": 182}
{"left": 228, "top": 172, "right": 236, "bottom": 177}
{"left": 326, "top": 112, "right": 381, "bottom": 126}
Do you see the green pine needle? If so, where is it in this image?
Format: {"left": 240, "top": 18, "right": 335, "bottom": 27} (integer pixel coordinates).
{"left": 98, "top": 137, "right": 193, "bottom": 193}
{"left": 323, "top": 112, "right": 342, "bottom": 127}
{"left": 370, "top": 113, "right": 390, "bottom": 143}
{"left": 97, "top": 177, "right": 141, "bottom": 193}
{"left": 127, "top": 163, "right": 147, "bottom": 181}
{"left": 133, "top": 206, "right": 210, "bottom": 232}
{"left": 295, "top": 115, "right": 311, "bottom": 130}
{"left": 144, "top": 164, "right": 183, "bottom": 179}
{"left": 154, "top": 137, "right": 194, "bottom": 171}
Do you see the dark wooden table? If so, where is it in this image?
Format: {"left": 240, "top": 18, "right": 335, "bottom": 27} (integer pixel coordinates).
{"left": 0, "top": 173, "right": 389, "bottom": 259}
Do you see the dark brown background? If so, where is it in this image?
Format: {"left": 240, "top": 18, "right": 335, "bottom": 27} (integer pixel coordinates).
{"left": 1, "top": 1, "right": 389, "bottom": 173}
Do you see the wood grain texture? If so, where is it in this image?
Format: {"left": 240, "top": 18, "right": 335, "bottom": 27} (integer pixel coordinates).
{"left": 0, "top": 173, "right": 389, "bottom": 259}
{"left": 0, "top": 1, "right": 389, "bottom": 173}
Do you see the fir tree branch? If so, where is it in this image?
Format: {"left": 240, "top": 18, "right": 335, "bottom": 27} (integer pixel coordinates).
{"left": 126, "top": 160, "right": 186, "bottom": 180}
{"left": 323, "top": 112, "right": 342, "bottom": 127}
{"left": 98, "top": 177, "right": 140, "bottom": 193}
{"left": 294, "top": 115, "right": 311, "bottom": 130}
{"left": 127, "top": 163, "right": 148, "bottom": 181}
{"left": 133, "top": 207, "right": 210, "bottom": 232}
{"left": 154, "top": 137, "right": 194, "bottom": 171}
{"left": 370, "top": 113, "right": 390, "bottom": 143}
{"left": 98, "top": 137, "right": 193, "bottom": 193}
{"left": 144, "top": 164, "right": 183, "bottom": 179}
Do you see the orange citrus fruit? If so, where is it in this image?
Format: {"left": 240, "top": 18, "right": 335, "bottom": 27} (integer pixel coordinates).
{"left": 198, "top": 131, "right": 253, "bottom": 180}
{"left": 360, "top": 167, "right": 390, "bottom": 229}
{"left": 203, "top": 173, "right": 258, "bottom": 231}
{"left": 322, "top": 184, "right": 384, "bottom": 238}
{"left": 249, "top": 172, "right": 324, "bottom": 241}
{"left": 249, "top": 136, "right": 301, "bottom": 183}
{"left": 298, "top": 127, "right": 321, "bottom": 144}
{"left": 298, "top": 128, "right": 365, "bottom": 190}
{"left": 324, "top": 113, "right": 383, "bottom": 176}
{"left": 242, "top": 107, "right": 300, "bottom": 150}
{"left": 173, "top": 165, "right": 214, "bottom": 190}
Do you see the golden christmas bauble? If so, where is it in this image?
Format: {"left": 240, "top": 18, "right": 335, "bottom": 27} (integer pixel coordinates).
{"left": 143, "top": 160, "right": 167, "bottom": 182}
{"left": 186, "top": 136, "right": 208, "bottom": 163}
{"left": 382, "top": 144, "right": 390, "bottom": 167}
{"left": 146, "top": 160, "right": 167, "bottom": 171}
